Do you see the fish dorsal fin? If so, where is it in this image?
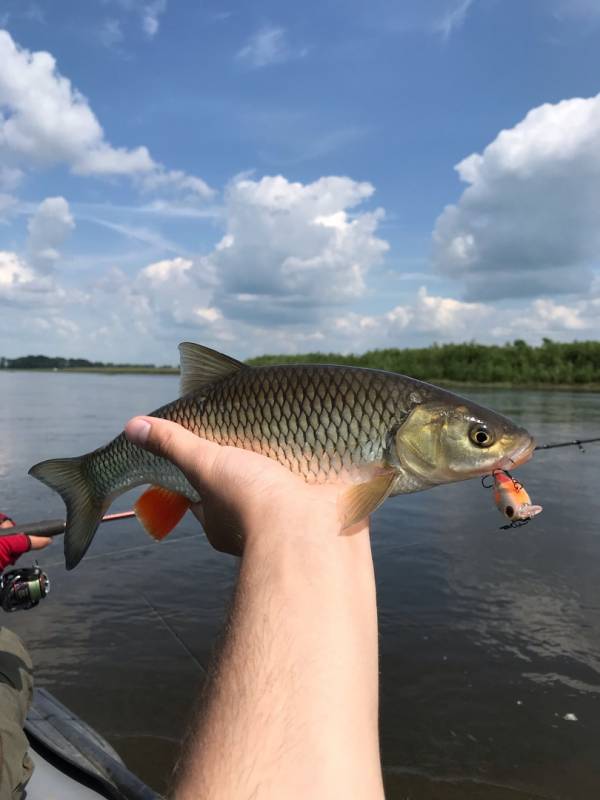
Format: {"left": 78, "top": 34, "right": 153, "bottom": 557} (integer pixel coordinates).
{"left": 339, "top": 469, "right": 397, "bottom": 530}
{"left": 179, "top": 342, "right": 244, "bottom": 395}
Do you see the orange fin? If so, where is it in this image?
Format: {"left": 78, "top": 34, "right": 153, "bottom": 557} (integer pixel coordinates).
{"left": 135, "top": 486, "right": 191, "bottom": 541}
{"left": 339, "top": 470, "right": 397, "bottom": 530}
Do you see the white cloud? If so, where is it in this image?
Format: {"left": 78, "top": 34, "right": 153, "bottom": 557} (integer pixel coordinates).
{"left": 492, "top": 297, "right": 591, "bottom": 338}
{"left": 0, "top": 30, "right": 211, "bottom": 196}
{"left": 334, "top": 286, "right": 486, "bottom": 346}
{"left": 433, "top": 0, "right": 474, "bottom": 40}
{"left": 0, "top": 248, "right": 88, "bottom": 320}
{"left": 135, "top": 256, "right": 219, "bottom": 328}
{"left": 140, "top": 256, "right": 193, "bottom": 286}
{"left": 141, "top": 0, "right": 167, "bottom": 38}
{"left": 27, "top": 197, "right": 75, "bottom": 272}
{"left": 69, "top": 174, "right": 389, "bottom": 355}
{"left": 207, "top": 174, "right": 388, "bottom": 322}
{"left": 432, "top": 92, "right": 600, "bottom": 300}
{"left": 195, "top": 306, "right": 222, "bottom": 322}
{"left": 139, "top": 168, "right": 213, "bottom": 200}
{"left": 0, "top": 251, "right": 34, "bottom": 287}
{"left": 236, "top": 26, "right": 306, "bottom": 68}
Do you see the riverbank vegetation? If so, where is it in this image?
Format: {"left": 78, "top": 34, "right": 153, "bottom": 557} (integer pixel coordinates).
{"left": 2, "top": 340, "right": 599, "bottom": 386}
{"left": 249, "top": 339, "right": 600, "bottom": 386}
{"left": 0, "top": 355, "right": 176, "bottom": 374}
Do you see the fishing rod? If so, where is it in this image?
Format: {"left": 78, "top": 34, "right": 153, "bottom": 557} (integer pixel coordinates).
{"left": 534, "top": 436, "right": 600, "bottom": 451}
{"left": 0, "top": 510, "right": 135, "bottom": 539}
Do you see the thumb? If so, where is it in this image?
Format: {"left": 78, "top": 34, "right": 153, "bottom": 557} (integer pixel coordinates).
{"left": 124, "top": 416, "right": 221, "bottom": 493}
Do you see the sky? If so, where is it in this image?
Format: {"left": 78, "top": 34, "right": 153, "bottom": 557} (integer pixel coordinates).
{"left": 1, "top": 0, "right": 600, "bottom": 364}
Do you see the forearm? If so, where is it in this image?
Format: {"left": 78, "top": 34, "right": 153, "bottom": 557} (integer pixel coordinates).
{"left": 175, "top": 520, "right": 383, "bottom": 800}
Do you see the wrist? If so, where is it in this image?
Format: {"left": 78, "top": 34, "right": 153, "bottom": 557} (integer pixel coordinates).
{"left": 240, "top": 492, "right": 344, "bottom": 551}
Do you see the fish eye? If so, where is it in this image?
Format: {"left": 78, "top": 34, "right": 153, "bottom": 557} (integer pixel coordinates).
{"left": 469, "top": 425, "right": 494, "bottom": 448}
{"left": 505, "top": 506, "right": 514, "bottom": 517}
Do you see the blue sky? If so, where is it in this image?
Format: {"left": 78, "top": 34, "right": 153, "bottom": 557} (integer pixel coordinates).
{"left": 1, "top": 0, "right": 600, "bottom": 363}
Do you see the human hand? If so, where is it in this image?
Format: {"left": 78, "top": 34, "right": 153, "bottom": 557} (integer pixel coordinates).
{"left": 0, "top": 532, "right": 51, "bottom": 571}
{"left": 27, "top": 536, "right": 53, "bottom": 551}
{"left": 124, "top": 416, "right": 367, "bottom": 556}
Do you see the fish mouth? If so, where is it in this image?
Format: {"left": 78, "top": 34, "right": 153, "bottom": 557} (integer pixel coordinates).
{"left": 498, "top": 434, "right": 536, "bottom": 471}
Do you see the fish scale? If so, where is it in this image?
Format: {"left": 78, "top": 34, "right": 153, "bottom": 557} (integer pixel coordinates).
{"left": 173, "top": 364, "right": 404, "bottom": 482}
{"left": 29, "top": 342, "right": 535, "bottom": 570}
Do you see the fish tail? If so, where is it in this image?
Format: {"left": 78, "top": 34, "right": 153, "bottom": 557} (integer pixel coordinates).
{"left": 29, "top": 456, "right": 106, "bottom": 570}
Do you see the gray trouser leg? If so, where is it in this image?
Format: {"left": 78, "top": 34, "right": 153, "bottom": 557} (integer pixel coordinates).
{"left": 0, "top": 627, "right": 34, "bottom": 800}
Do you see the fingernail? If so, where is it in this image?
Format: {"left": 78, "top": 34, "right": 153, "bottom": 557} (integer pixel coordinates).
{"left": 125, "top": 417, "right": 151, "bottom": 446}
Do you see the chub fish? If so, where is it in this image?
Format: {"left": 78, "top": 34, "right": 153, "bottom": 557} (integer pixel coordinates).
{"left": 29, "top": 343, "right": 535, "bottom": 569}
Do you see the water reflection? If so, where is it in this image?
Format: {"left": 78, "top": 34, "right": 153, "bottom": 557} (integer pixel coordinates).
{"left": 1, "top": 373, "right": 600, "bottom": 798}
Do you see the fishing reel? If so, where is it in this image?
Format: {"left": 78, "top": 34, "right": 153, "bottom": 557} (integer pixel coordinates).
{"left": 0, "top": 564, "right": 50, "bottom": 612}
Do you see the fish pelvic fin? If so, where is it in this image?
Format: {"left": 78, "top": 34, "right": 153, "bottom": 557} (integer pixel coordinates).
{"left": 179, "top": 342, "right": 244, "bottom": 396}
{"left": 135, "top": 485, "right": 190, "bottom": 541}
{"left": 28, "top": 456, "right": 106, "bottom": 570}
{"left": 340, "top": 469, "right": 397, "bottom": 530}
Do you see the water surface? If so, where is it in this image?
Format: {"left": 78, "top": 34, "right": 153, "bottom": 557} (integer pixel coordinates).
{"left": 2, "top": 372, "right": 599, "bottom": 799}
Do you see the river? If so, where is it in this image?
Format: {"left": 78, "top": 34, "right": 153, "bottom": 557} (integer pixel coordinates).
{"left": 2, "top": 371, "right": 599, "bottom": 799}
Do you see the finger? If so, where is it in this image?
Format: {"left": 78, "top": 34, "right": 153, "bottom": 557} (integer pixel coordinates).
{"left": 124, "top": 416, "right": 221, "bottom": 493}
{"left": 28, "top": 535, "right": 53, "bottom": 551}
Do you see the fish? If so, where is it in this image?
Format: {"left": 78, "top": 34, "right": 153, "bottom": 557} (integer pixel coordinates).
{"left": 29, "top": 342, "right": 536, "bottom": 570}
{"left": 493, "top": 470, "right": 543, "bottom": 522}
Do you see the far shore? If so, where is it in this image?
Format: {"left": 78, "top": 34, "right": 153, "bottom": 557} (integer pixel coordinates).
{"left": 4, "top": 366, "right": 600, "bottom": 391}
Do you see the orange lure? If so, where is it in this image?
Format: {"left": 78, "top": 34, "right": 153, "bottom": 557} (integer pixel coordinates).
{"left": 493, "top": 471, "right": 543, "bottom": 522}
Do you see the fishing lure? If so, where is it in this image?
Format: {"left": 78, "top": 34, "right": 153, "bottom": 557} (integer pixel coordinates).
{"left": 483, "top": 470, "right": 543, "bottom": 530}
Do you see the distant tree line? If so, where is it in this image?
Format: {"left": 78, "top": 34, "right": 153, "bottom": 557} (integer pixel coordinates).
{"left": 2, "top": 340, "right": 600, "bottom": 384}
{"left": 0, "top": 355, "right": 157, "bottom": 369}
{"left": 248, "top": 339, "right": 600, "bottom": 385}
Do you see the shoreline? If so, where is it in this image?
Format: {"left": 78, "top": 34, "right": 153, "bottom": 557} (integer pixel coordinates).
{"left": 2, "top": 367, "right": 599, "bottom": 391}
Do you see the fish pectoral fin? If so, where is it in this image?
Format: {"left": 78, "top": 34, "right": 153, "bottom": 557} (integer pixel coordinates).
{"left": 135, "top": 486, "right": 191, "bottom": 541}
{"left": 340, "top": 470, "right": 397, "bottom": 530}
{"left": 179, "top": 342, "right": 244, "bottom": 396}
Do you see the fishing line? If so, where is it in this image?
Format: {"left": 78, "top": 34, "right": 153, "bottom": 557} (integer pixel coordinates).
{"left": 42, "top": 533, "right": 197, "bottom": 568}
{"left": 534, "top": 436, "right": 600, "bottom": 452}
{"left": 141, "top": 594, "right": 207, "bottom": 676}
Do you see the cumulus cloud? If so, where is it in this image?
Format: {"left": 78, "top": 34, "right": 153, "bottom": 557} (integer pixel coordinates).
{"left": 236, "top": 26, "right": 307, "bottom": 68}
{"left": 83, "top": 174, "right": 389, "bottom": 354}
{"left": 27, "top": 197, "right": 75, "bottom": 272}
{"left": 432, "top": 92, "right": 600, "bottom": 301}
{"left": 0, "top": 248, "right": 88, "bottom": 319}
{"left": 334, "top": 286, "right": 487, "bottom": 344}
{"left": 135, "top": 256, "right": 221, "bottom": 329}
{"left": 0, "top": 251, "right": 34, "bottom": 288}
{"left": 0, "top": 30, "right": 211, "bottom": 196}
{"left": 492, "top": 297, "right": 593, "bottom": 339}
{"left": 205, "top": 174, "right": 388, "bottom": 322}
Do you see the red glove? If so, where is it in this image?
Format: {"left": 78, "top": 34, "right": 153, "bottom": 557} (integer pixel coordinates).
{"left": 0, "top": 533, "right": 30, "bottom": 571}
